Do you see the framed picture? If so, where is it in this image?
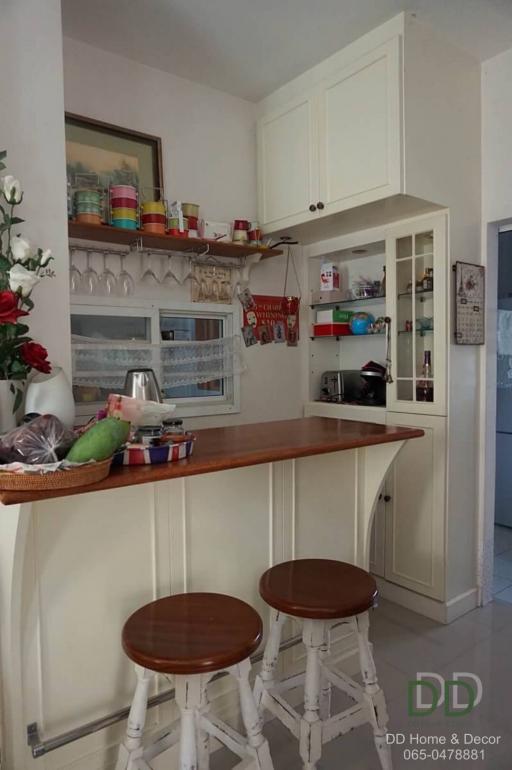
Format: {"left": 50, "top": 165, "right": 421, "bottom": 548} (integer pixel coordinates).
{"left": 454, "top": 261, "right": 485, "bottom": 345}
{"left": 64, "top": 113, "right": 163, "bottom": 197}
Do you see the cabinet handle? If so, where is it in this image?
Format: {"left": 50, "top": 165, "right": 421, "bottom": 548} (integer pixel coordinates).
{"left": 309, "top": 204, "right": 317, "bottom": 212}
{"left": 383, "top": 495, "right": 392, "bottom": 503}
{"left": 317, "top": 201, "right": 325, "bottom": 210}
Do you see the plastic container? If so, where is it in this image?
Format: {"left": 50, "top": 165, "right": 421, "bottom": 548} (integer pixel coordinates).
{"left": 313, "top": 322, "right": 352, "bottom": 337}
{"left": 110, "top": 184, "right": 137, "bottom": 200}
{"left": 110, "top": 197, "right": 138, "bottom": 209}
{"left": 76, "top": 212, "right": 102, "bottom": 225}
{"left": 141, "top": 201, "right": 166, "bottom": 215}
{"left": 142, "top": 222, "right": 166, "bottom": 234}
{"left": 111, "top": 206, "right": 137, "bottom": 220}
{"left": 141, "top": 212, "right": 166, "bottom": 224}
{"left": 167, "top": 227, "right": 188, "bottom": 237}
{"left": 182, "top": 202, "right": 199, "bottom": 218}
{"left": 111, "top": 218, "right": 138, "bottom": 230}
{"left": 168, "top": 216, "right": 188, "bottom": 229}
{"left": 187, "top": 215, "right": 199, "bottom": 230}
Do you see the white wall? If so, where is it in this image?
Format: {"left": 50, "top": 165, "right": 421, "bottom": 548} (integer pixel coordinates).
{"left": 63, "top": 37, "right": 305, "bottom": 428}
{"left": 0, "top": 1, "right": 71, "bottom": 377}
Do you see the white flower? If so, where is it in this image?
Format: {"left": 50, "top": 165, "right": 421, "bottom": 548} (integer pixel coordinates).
{"left": 2, "top": 175, "right": 22, "bottom": 204}
{"left": 40, "top": 249, "right": 52, "bottom": 266}
{"left": 9, "top": 263, "right": 39, "bottom": 296}
{"left": 10, "top": 235, "right": 31, "bottom": 262}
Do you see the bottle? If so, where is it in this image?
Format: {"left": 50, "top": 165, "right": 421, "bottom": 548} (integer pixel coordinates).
{"left": 416, "top": 350, "right": 434, "bottom": 402}
{"left": 422, "top": 267, "right": 433, "bottom": 292}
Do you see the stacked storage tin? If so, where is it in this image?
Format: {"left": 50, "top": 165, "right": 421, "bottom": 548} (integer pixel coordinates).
{"left": 110, "top": 185, "right": 138, "bottom": 230}
{"left": 141, "top": 200, "right": 167, "bottom": 234}
{"left": 74, "top": 189, "right": 104, "bottom": 225}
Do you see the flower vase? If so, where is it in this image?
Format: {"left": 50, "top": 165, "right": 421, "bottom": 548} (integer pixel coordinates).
{"left": 0, "top": 379, "right": 23, "bottom": 434}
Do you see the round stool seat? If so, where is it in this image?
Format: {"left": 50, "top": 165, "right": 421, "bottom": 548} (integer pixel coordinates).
{"left": 122, "top": 592, "right": 262, "bottom": 675}
{"left": 259, "top": 559, "right": 377, "bottom": 620}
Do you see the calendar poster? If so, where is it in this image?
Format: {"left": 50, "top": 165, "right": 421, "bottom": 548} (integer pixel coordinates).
{"left": 454, "top": 262, "right": 485, "bottom": 345}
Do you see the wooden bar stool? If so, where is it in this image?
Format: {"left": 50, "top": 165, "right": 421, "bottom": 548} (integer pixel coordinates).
{"left": 116, "top": 592, "right": 274, "bottom": 770}
{"left": 254, "top": 559, "right": 392, "bottom": 770}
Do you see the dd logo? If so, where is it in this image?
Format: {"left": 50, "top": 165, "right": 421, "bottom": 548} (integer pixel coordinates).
{"left": 408, "top": 672, "right": 483, "bottom": 716}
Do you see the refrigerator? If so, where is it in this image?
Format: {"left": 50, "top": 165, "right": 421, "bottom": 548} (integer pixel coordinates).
{"left": 496, "top": 288, "right": 512, "bottom": 526}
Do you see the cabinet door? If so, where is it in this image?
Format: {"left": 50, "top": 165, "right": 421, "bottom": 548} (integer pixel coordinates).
{"left": 386, "top": 213, "right": 448, "bottom": 415}
{"left": 369, "top": 489, "right": 387, "bottom": 578}
{"left": 257, "top": 92, "right": 319, "bottom": 231}
{"left": 318, "top": 37, "right": 401, "bottom": 215}
{"left": 384, "top": 413, "right": 446, "bottom": 600}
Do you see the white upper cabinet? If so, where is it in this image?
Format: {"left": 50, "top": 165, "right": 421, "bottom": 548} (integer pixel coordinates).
{"left": 258, "top": 92, "right": 319, "bottom": 230}
{"left": 257, "top": 13, "right": 480, "bottom": 234}
{"left": 318, "top": 39, "right": 401, "bottom": 215}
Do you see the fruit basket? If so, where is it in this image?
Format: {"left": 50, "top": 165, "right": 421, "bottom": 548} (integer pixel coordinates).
{"left": 0, "top": 457, "right": 112, "bottom": 491}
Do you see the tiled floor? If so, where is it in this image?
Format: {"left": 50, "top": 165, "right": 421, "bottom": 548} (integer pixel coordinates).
{"left": 493, "top": 524, "right": 512, "bottom": 601}
{"left": 209, "top": 597, "right": 512, "bottom": 770}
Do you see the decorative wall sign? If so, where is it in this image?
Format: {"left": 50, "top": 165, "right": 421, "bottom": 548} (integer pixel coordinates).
{"left": 241, "top": 294, "right": 300, "bottom": 347}
{"left": 65, "top": 113, "right": 163, "bottom": 194}
{"left": 454, "top": 261, "right": 485, "bottom": 345}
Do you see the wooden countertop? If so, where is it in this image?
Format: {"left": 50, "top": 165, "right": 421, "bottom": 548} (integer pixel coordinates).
{"left": 0, "top": 417, "right": 423, "bottom": 505}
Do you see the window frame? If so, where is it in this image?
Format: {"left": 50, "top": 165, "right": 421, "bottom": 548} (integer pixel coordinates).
{"left": 70, "top": 296, "right": 241, "bottom": 420}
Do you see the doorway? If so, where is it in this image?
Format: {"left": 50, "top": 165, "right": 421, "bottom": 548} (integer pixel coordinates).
{"left": 493, "top": 229, "right": 512, "bottom": 601}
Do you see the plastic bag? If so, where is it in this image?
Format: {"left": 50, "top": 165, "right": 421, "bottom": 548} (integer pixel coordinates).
{"left": 0, "top": 414, "right": 77, "bottom": 464}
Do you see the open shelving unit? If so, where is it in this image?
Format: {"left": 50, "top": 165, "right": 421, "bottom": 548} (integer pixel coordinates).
{"left": 68, "top": 221, "right": 283, "bottom": 260}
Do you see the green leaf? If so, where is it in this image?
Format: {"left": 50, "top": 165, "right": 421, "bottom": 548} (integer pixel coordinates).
{"left": 9, "top": 217, "right": 24, "bottom": 226}
{"left": 15, "top": 323, "right": 29, "bottom": 336}
{"left": 0, "top": 256, "right": 11, "bottom": 272}
{"left": 23, "top": 297, "right": 34, "bottom": 311}
{"left": 0, "top": 151, "right": 7, "bottom": 161}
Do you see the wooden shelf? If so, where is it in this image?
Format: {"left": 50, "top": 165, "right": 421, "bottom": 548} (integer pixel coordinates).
{"left": 68, "top": 221, "right": 283, "bottom": 260}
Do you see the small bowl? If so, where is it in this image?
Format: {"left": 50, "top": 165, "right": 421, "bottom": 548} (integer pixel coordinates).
{"left": 167, "top": 227, "right": 188, "bottom": 237}
{"left": 168, "top": 216, "right": 188, "bottom": 229}
{"left": 182, "top": 202, "right": 199, "bottom": 218}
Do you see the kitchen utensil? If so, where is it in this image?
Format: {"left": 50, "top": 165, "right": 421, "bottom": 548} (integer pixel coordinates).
{"left": 117, "top": 254, "right": 135, "bottom": 297}
{"left": 98, "top": 254, "right": 117, "bottom": 296}
{"left": 124, "top": 368, "right": 163, "bottom": 403}
{"left": 110, "top": 184, "right": 138, "bottom": 200}
{"left": 182, "top": 202, "right": 199, "bottom": 218}
{"left": 80, "top": 251, "right": 99, "bottom": 294}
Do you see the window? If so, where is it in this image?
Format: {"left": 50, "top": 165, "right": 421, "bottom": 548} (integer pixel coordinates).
{"left": 70, "top": 300, "right": 241, "bottom": 419}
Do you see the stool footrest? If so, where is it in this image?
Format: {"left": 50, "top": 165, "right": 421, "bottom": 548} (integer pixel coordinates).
{"left": 323, "top": 702, "right": 371, "bottom": 742}
{"left": 200, "top": 712, "right": 247, "bottom": 759}
{"left": 261, "top": 689, "right": 301, "bottom": 739}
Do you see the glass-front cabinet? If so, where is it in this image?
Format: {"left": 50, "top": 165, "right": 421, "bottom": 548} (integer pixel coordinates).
{"left": 385, "top": 213, "right": 447, "bottom": 415}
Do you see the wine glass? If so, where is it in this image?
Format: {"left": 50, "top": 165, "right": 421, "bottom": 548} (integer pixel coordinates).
{"left": 140, "top": 252, "right": 160, "bottom": 288}
{"left": 162, "top": 255, "right": 180, "bottom": 287}
{"left": 117, "top": 253, "right": 135, "bottom": 297}
{"left": 80, "top": 251, "right": 99, "bottom": 295}
{"left": 69, "top": 252, "right": 82, "bottom": 294}
{"left": 98, "top": 253, "right": 117, "bottom": 296}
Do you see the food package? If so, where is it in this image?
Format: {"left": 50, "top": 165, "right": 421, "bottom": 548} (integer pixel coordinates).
{"left": 0, "top": 414, "right": 76, "bottom": 464}
{"left": 320, "top": 262, "right": 340, "bottom": 291}
{"left": 107, "top": 394, "right": 176, "bottom": 427}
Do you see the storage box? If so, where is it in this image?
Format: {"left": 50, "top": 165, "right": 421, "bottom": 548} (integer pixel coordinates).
{"left": 311, "top": 289, "right": 346, "bottom": 305}
{"left": 320, "top": 262, "right": 340, "bottom": 291}
{"left": 316, "top": 309, "right": 353, "bottom": 323}
{"left": 313, "top": 322, "right": 352, "bottom": 337}
{"left": 199, "top": 220, "right": 231, "bottom": 241}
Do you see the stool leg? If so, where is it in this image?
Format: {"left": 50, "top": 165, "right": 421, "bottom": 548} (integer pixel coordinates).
{"left": 254, "top": 609, "right": 285, "bottom": 712}
{"left": 175, "top": 675, "right": 202, "bottom": 770}
{"left": 299, "top": 620, "right": 324, "bottom": 770}
{"left": 115, "top": 665, "right": 154, "bottom": 770}
{"left": 232, "top": 658, "right": 274, "bottom": 770}
{"left": 356, "top": 612, "right": 393, "bottom": 770}
{"left": 196, "top": 676, "right": 210, "bottom": 770}
{"left": 319, "top": 625, "right": 332, "bottom": 721}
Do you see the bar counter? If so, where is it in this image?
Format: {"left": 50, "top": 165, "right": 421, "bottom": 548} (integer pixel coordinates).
{"left": 0, "top": 417, "right": 423, "bottom": 505}
{"left": 0, "top": 416, "right": 422, "bottom": 767}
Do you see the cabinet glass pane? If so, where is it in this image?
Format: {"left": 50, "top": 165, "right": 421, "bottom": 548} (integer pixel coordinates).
{"left": 71, "top": 314, "right": 151, "bottom": 342}
{"left": 396, "top": 380, "right": 413, "bottom": 401}
{"left": 415, "top": 231, "right": 434, "bottom": 256}
{"left": 397, "top": 236, "right": 413, "bottom": 259}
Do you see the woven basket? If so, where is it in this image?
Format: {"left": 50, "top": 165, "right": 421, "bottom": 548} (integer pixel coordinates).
{"left": 0, "top": 457, "right": 113, "bottom": 492}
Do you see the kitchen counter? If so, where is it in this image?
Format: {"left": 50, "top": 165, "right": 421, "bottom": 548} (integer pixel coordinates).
{"left": 0, "top": 417, "right": 423, "bottom": 505}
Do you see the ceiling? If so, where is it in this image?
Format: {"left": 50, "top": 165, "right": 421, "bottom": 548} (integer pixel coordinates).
{"left": 61, "top": 0, "right": 512, "bottom": 102}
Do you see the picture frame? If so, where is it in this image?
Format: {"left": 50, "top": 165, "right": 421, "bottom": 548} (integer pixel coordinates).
{"left": 454, "top": 261, "right": 485, "bottom": 345}
{"left": 64, "top": 113, "right": 163, "bottom": 198}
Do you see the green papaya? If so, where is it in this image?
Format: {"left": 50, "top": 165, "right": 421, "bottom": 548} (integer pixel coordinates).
{"left": 66, "top": 417, "right": 130, "bottom": 463}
